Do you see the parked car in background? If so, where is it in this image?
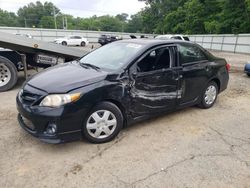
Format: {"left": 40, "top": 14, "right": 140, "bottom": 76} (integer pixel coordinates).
{"left": 54, "top": 35, "right": 89, "bottom": 46}
{"left": 244, "top": 63, "right": 250, "bottom": 76}
{"left": 17, "top": 39, "right": 229, "bottom": 144}
{"left": 155, "top": 34, "right": 190, "bottom": 41}
{"left": 155, "top": 34, "right": 174, "bottom": 40}
{"left": 171, "top": 35, "right": 190, "bottom": 41}
{"left": 98, "top": 34, "right": 120, "bottom": 45}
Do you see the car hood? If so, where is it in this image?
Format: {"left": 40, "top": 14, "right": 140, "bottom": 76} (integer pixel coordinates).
{"left": 27, "top": 62, "right": 108, "bottom": 93}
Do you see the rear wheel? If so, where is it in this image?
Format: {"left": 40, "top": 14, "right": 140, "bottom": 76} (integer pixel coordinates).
{"left": 81, "top": 41, "right": 86, "bottom": 47}
{"left": 62, "top": 41, "right": 67, "bottom": 46}
{"left": 198, "top": 81, "right": 218, "bottom": 109}
{"left": 83, "top": 102, "right": 123, "bottom": 143}
{"left": 0, "top": 56, "right": 18, "bottom": 92}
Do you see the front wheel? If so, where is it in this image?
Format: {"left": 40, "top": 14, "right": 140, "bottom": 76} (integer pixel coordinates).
{"left": 198, "top": 81, "right": 218, "bottom": 109}
{"left": 83, "top": 102, "right": 123, "bottom": 143}
{"left": 62, "top": 41, "right": 67, "bottom": 46}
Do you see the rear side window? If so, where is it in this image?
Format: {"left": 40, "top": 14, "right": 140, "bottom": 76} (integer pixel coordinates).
{"left": 178, "top": 44, "right": 207, "bottom": 65}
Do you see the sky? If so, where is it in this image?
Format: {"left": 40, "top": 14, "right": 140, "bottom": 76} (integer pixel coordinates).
{"left": 0, "top": 0, "right": 146, "bottom": 17}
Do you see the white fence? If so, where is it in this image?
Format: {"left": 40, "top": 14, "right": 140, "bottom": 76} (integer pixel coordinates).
{"left": 189, "top": 34, "right": 250, "bottom": 54}
{"left": 0, "top": 26, "right": 154, "bottom": 43}
{"left": 1, "top": 27, "right": 250, "bottom": 54}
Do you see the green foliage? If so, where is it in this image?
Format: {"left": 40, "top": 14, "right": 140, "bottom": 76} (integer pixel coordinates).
{"left": 0, "top": 9, "right": 19, "bottom": 27}
{"left": 17, "top": 1, "right": 60, "bottom": 28}
{"left": 139, "top": 0, "right": 250, "bottom": 34}
{"left": 1, "top": 0, "right": 250, "bottom": 34}
{"left": 125, "top": 13, "right": 144, "bottom": 33}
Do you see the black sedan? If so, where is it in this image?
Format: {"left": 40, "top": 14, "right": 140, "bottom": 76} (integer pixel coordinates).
{"left": 16, "top": 39, "right": 229, "bottom": 144}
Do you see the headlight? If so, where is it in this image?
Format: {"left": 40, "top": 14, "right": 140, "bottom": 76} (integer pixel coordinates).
{"left": 40, "top": 93, "right": 81, "bottom": 107}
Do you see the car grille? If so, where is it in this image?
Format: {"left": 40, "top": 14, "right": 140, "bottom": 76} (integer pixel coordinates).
{"left": 20, "top": 90, "right": 42, "bottom": 105}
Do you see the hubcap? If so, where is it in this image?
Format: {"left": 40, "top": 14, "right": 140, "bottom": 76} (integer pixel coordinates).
{"left": 0, "top": 64, "right": 11, "bottom": 87}
{"left": 86, "top": 110, "right": 117, "bottom": 139}
{"left": 204, "top": 85, "right": 217, "bottom": 105}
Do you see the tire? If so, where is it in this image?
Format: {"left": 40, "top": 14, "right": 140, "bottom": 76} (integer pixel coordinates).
{"left": 62, "top": 41, "right": 67, "bottom": 46}
{"left": 247, "top": 73, "right": 250, "bottom": 77}
{"left": 81, "top": 41, "right": 86, "bottom": 47}
{"left": 83, "top": 102, "right": 123, "bottom": 143}
{"left": 198, "top": 81, "right": 218, "bottom": 109}
{"left": 0, "top": 56, "right": 18, "bottom": 92}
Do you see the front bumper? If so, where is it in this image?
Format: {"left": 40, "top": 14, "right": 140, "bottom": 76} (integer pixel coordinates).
{"left": 16, "top": 92, "right": 86, "bottom": 144}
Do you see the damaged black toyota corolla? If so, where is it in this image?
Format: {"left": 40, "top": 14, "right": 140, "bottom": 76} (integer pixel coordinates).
{"left": 16, "top": 39, "right": 229, "bottom": 144}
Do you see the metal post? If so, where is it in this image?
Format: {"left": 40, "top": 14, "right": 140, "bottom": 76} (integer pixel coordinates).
{"left": 21, "top": 54, "right": 28, "bottom": 79}
{"left": 201, "top": 35, "right": 205, "bottom": 47}
{"left": 234, "top": 35, "right": 239, "bottom": 53}
{"left": 62, "top": 16, "right": 65, "bottom": 29}
{"left": 221, "top": 36, "right": 225, "bottom": 51}
{"left": 53, "top": 7, "right": 57, "bottom": 29}
{"left": 65, "top": 16, "right": 68, "bottom": 30}
{"left": 24, "top": 18, "right": 27, "bottom": 28}
{"left": 210, "top": 36, "right": 214, "bottom": 50}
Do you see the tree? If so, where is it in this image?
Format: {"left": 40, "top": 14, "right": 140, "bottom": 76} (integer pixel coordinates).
{"left": 39, "top": 16, "right": 54, "bottom": 28}
{"left": 219, "top": 0, "right": 250, "bottom": 34}
{"left": 17, "top": 1, "right": 60, "bottom": 28}
{"left": 0, "top": 9, "right": 19, "bottom": 27}
{"left": 116, "top": 13, "right": 129, "bottom": 22}
{"left": 125, "top": 13, "right": 143, "bottom": 33}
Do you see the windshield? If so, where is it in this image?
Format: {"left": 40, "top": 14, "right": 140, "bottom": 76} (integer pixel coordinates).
{"left": 79, "top": 42, "right": 143, "bottom": 70}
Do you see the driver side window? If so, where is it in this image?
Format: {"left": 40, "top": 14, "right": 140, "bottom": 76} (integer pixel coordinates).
{"left": 137, "top": 47, "right": 171, "bottom": 73}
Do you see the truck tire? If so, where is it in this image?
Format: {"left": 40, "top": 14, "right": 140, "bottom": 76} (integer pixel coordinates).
{"left": 0, "top": 56, "right": 18, "bottom": 92}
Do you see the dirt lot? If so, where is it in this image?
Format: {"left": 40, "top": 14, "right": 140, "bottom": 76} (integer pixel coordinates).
{"left": 0, "top": 53, "right": 250, "bottom": 187}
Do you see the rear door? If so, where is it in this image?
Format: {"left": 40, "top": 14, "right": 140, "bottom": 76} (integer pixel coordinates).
{"left": 177, "top": 43, "right": 211, "bottom": 106}
{"left": 128, "top": 46, "right": 181, "bottom": 115}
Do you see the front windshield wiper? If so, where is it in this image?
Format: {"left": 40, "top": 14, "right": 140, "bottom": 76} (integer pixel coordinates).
{"left": 79, "top": 61, "right": 100, "bottom": 71}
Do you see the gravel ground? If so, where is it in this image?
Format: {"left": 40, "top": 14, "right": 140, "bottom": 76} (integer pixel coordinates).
{"left": 0, "top": 53, "right": 250, "bottom": 187}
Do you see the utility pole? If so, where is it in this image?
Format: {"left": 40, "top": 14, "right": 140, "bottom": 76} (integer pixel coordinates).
{"left": 24, "top": 18, "right": 27, "bottom": 28}
{"left": 53, "top": 6, "right": 57, "bottom": 29}
{"left": 65, "top": 16, "right": 68, "bottom": 30}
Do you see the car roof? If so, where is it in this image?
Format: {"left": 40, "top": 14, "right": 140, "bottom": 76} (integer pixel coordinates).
{"left": 117, "top": 39, "right": 195, "bottom": 48}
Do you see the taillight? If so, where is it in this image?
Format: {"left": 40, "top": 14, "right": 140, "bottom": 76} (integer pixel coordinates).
{"left": 226, "top": 63, "right": 230, "bottom": 71}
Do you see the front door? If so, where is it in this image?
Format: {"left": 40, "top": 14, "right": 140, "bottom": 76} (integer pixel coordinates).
{"left": 128, "top": 46, "right": 181, "bottom": 115}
